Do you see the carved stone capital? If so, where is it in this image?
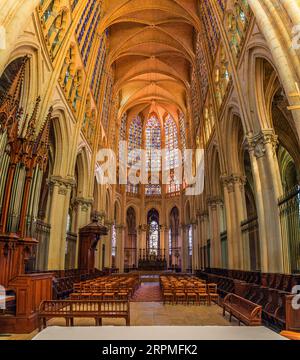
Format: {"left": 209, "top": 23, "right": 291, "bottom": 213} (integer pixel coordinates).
{"left": 207, "top": 196, "right": 223, "bottom": 210}
{"left": 73, "top": 197, "right": 94, "bottom": 212}
{"left": 246, "top": 130, "right": 278, "bottom": 158}
{"left": 198, "top": 211, "right": 209, "bottom": 221}
{"left": 48, "top": 176, "right": 76, "bottom": 196}
{"left": 222, "top": 174, "right": 246, "bottom": 192}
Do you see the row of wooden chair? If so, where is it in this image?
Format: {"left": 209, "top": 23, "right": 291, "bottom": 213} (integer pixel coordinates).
{"left": 162, "top": 284, "right": 219, "bottom": 305}
{"left": 70, "top": 275, "right": 140, "bottom": 301}
{"left": 160, "top": 275, "right": 219, "bottom": 305}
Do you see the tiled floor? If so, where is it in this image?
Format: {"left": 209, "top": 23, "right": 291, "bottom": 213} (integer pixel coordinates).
{"left": 0, "top": 302, "right": 238, "bottom": 340}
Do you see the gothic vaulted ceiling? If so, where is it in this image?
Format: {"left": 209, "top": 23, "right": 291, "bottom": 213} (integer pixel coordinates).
{"left": 101, "top": 0, "right": 201, "bottom": 120}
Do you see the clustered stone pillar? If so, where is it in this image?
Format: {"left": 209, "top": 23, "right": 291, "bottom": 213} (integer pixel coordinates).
{"left": 164, "top": 225, "right": 170, "bottom": 267}
{"left": 47, "top": 176, "right": 74, "bottom": 270}
{"left": 116, "top": 224, "right": 125, "bottom": 272}
{"left": 191, "top": 221, "right": 199, "bottom": 272}
{"left": 197, "top": 211, "right": 209, "bottom": 269}
{"left": 207, "top": 196, "right": 223, "bottom": 268}
{"left": 181, "top": 224, "right": 188, "bottom": 272}
{"left": 246, "top": 130, "right": 288, "bottom": 273}
{"left": 222, "top": 175, "right": 247, "bottom": 270}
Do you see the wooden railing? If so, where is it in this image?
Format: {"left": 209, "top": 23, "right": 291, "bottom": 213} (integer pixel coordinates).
{"left": 38, "top": 300, "right": 130, "bottom": 330}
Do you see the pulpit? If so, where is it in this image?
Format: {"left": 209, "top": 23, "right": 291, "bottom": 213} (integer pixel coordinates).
{"left": 78, "top": 217, "right": 108, "bottom": 272}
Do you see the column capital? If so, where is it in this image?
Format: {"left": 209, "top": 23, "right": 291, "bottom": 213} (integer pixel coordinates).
{"left": 221, "top": 174, "right": 246, "bottom": 191}
{"left": 48, "top": 176, "right": 76, "bottom": 195}
{"left": 245, "top": 130, "right": 278, "bottom": 158}
{"left": 198, "top": 211, "right": 208, "bottom": 221}
{"left": 207, "top": 196, "right": 223, "bottom": 209}
{"left": 73, "top": 197, "right": 94, "bottom": 212}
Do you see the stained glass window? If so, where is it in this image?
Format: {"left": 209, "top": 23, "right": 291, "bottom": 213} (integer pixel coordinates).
{"left": 179, "top": 112, "right": 187, "bottom": 155}
{"left": 111, "top": 223, "right": 116, "bottom": 257}
{"left": 128, "top": 116, "right": 142, "bottom": 167}
{"left": 188, "top": 225, "right": 193, "bottom": 256}
{"left": 145, "top": 184, "right": 161, "bottom": 196}
{"left": 165, "top": 114, "right": 179, "bottom": 170}
{"left": 146, "top": 115, "right": 161, "bottom": 172}
{"left": 167, "top": 170, "right": 180, "bottom": 194}
{"left": 149, "top": 221, "right": 159, "bottom": 255}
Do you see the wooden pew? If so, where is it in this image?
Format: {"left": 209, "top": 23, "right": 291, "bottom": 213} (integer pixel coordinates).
{"left": 38, "top": 300, "right": 130, "bottom": 330}
{"left": 223, "top": 293, "right": 262, "bottom": 326}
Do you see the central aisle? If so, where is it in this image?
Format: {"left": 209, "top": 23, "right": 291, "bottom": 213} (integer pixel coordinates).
{"left": 131, "top": 282, "right": 163, "bottom": 302}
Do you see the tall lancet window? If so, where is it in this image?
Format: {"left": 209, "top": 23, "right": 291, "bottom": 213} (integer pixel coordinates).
{"left": 127, "top": 116, "right": 142, "bottom": 193}
{"left": 146, "top": 114, "right": 161, "bottom": 172}
{"left": 145, "top": 114, "right": 161, "bottom": 195}
{"left": 128, "top": 116, "right": 142, "bottom": 167}
{"left": 165, "top": 114, "right": 179, "bottom": 171}
{"left": 165, "top": 114, "right": 180, "bottom": 194}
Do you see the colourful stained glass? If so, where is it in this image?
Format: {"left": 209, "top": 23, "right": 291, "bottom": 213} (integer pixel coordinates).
{"left": 200, "top": 0, "right": 220, "bottom": 59}
{"left": 111, "top": 223, "right": 116, "bottom": 257}
{"left": 146, "top": 115, "right": 161, "bottom": 172}
{"left": 167, "top": 170, "right": 180, "bottom": 194}
{"left": 119, "top": 112, "right": 127, "bottom": 142}
{"left": 188, "top": 225, "right": 193, "bottom": 256}
{"left": 164, "top": 114, "right": 179, "bottom": 171}
{"left": 179, "top": 112, "right": 187, "bottom": 155}
{"left": 145, "top": 184, "right": 161, "bottom": 196}
{"left": 128, "top": 116, "right": 142, "bottom": 167}
{"left": 149, "top": 220, "right": 159, "bottom": 254}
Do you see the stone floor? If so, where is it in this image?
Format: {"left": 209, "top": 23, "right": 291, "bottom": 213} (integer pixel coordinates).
{"left": 0, "top": 302, "right": 239, "bottom": 340}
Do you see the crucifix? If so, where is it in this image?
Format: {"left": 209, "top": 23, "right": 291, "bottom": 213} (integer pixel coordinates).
{"left": 287, "top": 82, "right": 300, "bottom": 110}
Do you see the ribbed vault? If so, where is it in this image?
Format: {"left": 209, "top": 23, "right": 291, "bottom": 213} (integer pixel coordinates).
{"left": 102, "top": 0, "right": 201, "bottom": 119}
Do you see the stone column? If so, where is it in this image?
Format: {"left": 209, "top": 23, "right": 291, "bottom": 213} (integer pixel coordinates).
{"left": 198, "top": 211, "right": 208, "bottom": 268}
{"left": 222, "top": 175, "right": 247, "bottom": 270}
{"left": 47, "top": 176, "right": 75, "bottom": 270}
{"left": 160, "top": 224, "right": 165, "bottom": 258}
{"left": 180, "top": 224, "right": 188, "bottom": 272}
{"left": 246, "top": 130, "right": 288, "bottom": 273}
{"left": 164, "top": 226, "right": 170, "bottom": 268}
{"left": 192, "top": 221, "right": 198, "bottom": 272}
{"left": 104, "top": 221, "right": 113, "bottom": 268}
{"left": 207, "top": 196, "right": 222, "bottom": 268}
{"left": 116, "top": 224, "right": 125, "bottom": 272}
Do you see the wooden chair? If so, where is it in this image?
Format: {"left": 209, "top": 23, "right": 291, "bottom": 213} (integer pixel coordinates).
{"left": 196, "top": 285, "right": 208, "bottom": 305}
{"left": 186, "top": 291, "right": 197, "bottom": 305}
{"left": 175, "top": 290, "right": 186, "bottom": 304}
{"left": 163, "top": 290, "right": 174, "bottom": 305}
{"left": 208, "top": 283, "right": 219, "bottom": 305}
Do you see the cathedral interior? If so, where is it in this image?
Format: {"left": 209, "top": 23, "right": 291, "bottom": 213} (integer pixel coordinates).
{"left": 0, "top": 0, "right": 300, "bottom": 341}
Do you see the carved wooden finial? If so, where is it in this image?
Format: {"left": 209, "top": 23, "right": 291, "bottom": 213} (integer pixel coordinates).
{"left": 0, "top": 56, "right": 29, "bottom": 133}
{"left": 34, "top": 106, "right": 53, "bottom": 171}
{"left": 24, "top": 96, "right": 41, "bottom": 139}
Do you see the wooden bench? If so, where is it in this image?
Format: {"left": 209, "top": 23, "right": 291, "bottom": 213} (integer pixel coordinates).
{"left": 38, "top": 300, "right": 130, "bottom": 331}
{"left": 223, "top": 293, "right": 262, "bottom": 326}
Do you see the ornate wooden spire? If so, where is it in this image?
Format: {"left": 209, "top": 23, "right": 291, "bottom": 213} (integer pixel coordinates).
{"left": 35, "top": 106, "right": 53, "bottom": 171}
{"left": 0, "top": 56, "right": 28, "bottom": 133}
